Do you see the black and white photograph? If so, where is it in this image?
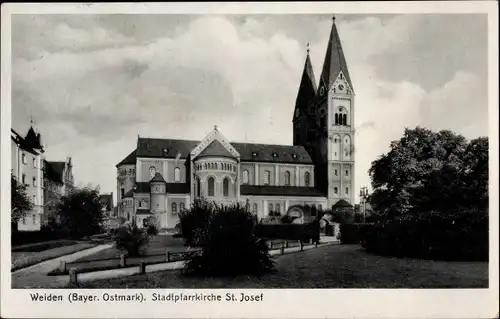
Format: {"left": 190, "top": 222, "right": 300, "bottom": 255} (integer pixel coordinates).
{"left": 1, "top": 2, "right": 498, "bottom": 319}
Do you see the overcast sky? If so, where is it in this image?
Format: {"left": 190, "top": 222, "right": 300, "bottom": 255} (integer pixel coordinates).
{"left": 11, "top": 14, "right": 488, "bottom": 203}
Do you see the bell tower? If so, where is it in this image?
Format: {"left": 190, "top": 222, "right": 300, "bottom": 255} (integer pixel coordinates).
{"left": 320, "top": 16, "right": 356, "bottom": 208}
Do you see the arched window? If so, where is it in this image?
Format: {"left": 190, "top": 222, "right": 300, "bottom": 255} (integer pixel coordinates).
{"left": 208, "top": 177, "right": 215, "bottom": 196}
{"left": 196, "top": 177, "right": 201, "bottom": 198}
{"left": 334, "top": 169, "right": 338, "bottom": 176}
{"left": 223, "top": 178, "right": 229, "bottom": 197}
{"left": 333, "top": 134, "right": 341, "bottom": 160}
{"left": 319, "top": 204, "right": 323, "bottom": 210}
{"left": 345, "top": 187, "right": 349, "bottom": 195}
{"left": 343, "top": 114, "right": 347, "bottom": 126}
{"left": 252, "top": 203, "right": 257, "bottom": 214}
{"left": 284, "top": 171, "right": 291, "bottom": 186}
{"left": 345, "top": 169, "right": 349, "bottom": 176}
{"left": 180, "top": 203, "right": 185, "bottom": 212}
{"left": 304, "top": 172, "right": 311, "bottom": 187}
{"left": 174, "top": 167, "right": 181, "bottom": 182}
{"left": 172, "top": 202, "right": 177, "bottom": 214}
{"left": 335, "top": 113, "right": 339, "bottom": 125}
{"left": 334, "top": 187, "right": 338, "bottom": 194}
{"left": 203, "top": 163, "right": 207, "bottom": 170}
{"left": 242, "top": 170, "right": 249, "bottom": 184}
{"left": 276, "top": 204, "right": 280, "bottom": 213}
{"left": 264, "top": 170, "right": 271, "bottom": 185}
{"left": 149, "top": 166, "right": 156, "bottom": 180}
{"left": 268, "top": 203, "right": 273, "bottom": 213}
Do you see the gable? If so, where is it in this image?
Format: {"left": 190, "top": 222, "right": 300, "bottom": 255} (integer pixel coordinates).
{"left": 191, "top": 128, "right": 240, "bottom": 160}
{"left": 197, "top": 140, "right": 235, "bottom": 159}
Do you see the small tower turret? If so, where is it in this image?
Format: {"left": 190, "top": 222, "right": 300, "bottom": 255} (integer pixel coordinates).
{"left": 150, "top": 172, "right": 166, "bottom": 214}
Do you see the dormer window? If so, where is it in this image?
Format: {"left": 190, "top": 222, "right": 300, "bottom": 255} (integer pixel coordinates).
{"left": 272, "top": 152, "right": 278, "bottom": 158}
{"left": 252, "top": 151, "right": 258, "bottom": 157}
{"left": 292, "top": 153, "right": 297, "bottom": 159}
{"left": 163, "top": 148, "right": 169, "bottom": 154}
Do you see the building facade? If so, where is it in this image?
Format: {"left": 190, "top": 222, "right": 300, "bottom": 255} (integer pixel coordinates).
{"left": 43, "top": 158, "right": 75, "bottom": 224}
{"left": 115, "top": 17, "right": 356, "bottom": 229}
{"left": 11, "top": 127, "right": 44, "bottom": 231}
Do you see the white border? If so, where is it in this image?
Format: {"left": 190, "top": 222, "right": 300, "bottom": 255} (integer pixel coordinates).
{"left": 1, "top": 2, "right": 498, "bottom": 319}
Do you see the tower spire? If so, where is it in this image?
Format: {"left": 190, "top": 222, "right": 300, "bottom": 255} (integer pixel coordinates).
{"left": 319, "top": 14, "right": 354, "bottom": 93}
{"left": 293, "top": 43, "right": 317, "bottom": 121}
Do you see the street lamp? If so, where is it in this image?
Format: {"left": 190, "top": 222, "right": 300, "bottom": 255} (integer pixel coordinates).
{"left": 359, "top": 187, "right": 369, "bottom": 222}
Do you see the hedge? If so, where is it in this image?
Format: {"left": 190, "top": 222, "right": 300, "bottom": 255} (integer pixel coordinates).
{"left": 11, "top": 227, "right": 65, "bottom": 246}
{"left": 255, "top": 221, "right": 320, "bottom": 243}
{"left": 340, "top": 223, "right": 364, "bottom": 244}
{"left": 361, "top": 209, "right": 488, "bottom": 261}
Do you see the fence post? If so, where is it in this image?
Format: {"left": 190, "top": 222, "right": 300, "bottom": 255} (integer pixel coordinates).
{"left": 120, "top": 254, "right": 126, "bottom": 267}
{"left": 280, "top": 244, "right": 285, "bottom": 255}
{"left": 309, "top": 239, "right": 313, "bottom": 244}
{"left": 59, "top": 260, "right": 66, "bottom": 273}
{"left": 269, "top": 241, "right": 273, "bottom": 249}
{"left": 166, "top": 250, "right": 170, "bottom": 262}
{"left": 315, "top": 241, "right": 319, "bottom": 248}
{"left": 139, "top": 262, "right": 146, "bottom": 274}
{"left": 285, "top": 241, "right": 289, "bottom": 248}
{"left": 69, "top": 268, "right": 77, "bottom": 285}
{"left": 300, "top": 241, "right": 304, "bottom": 251}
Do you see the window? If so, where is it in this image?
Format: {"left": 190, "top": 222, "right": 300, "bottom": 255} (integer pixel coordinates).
{"left": 268, "top": 203, "right": 273, "bottom": 213}
{"left": 345, "top": 187, "right": 349, "bottom": 195}
{"left": 22, "top": 174, "right": 26, "bottom": 184}
{"left": 319, "top": 204, "right": 323, "bottom": 210}
{"left": 284, "top": 171, "right": 291, "bottom": 186}
{"left": 304, "top": 172, "right": 310, "bottom": 187}
{"left": 22, "top": 216, "right": 26, "bottom": 224}
{"left": 32, "top": 214, "right": 36, "bottom": 224}
{"left": 196, "top": 178, "right": 201, "bottom": 198}
{"left": 335, "top": 169, "right": 338, "bottom": 176}
{"left": 207, "top": 177, "right": 215, "bottom": 196}
{"left": 180, "top": 203, "right": 185, "bottom": 212}
{"left": 242, "top": 170, "right": 249, "bottom": 184}
{"left": 223, "top": 178, "right": 229, "bottom": 197}
{"left": 172, "top": 202, "right": 177, "bottom": 214}
{"left": 345, "top": 170, "right": 349, "bottom": 176}
{"left": 33, "top": 195, "right": 36, "bottom": 205}
{"left": 33, "top": 157, "right": 37, "bottom": 168}
{"left": 334, "top": 187, "right": 338, "bottom": 194}
{"left": 343, "top": 114, "right": 347, "bottom": 125}
{"left": 33, "top": 177, "right": 37, "bottom": 187}
{"left": 22, "top": 154, "right": 27, "bottom": 164}
{"left": 276, "top": 204, "right": 280, "bottom": 213}
{"left": 264, "top": 171, "right": 271, "bottom": 185}
{"left": 252, "top": 203, "right": 257, "bottom": 214}
{"left": 149, "top": 166, "right": 156, "bottom": 180}
{"left": 121, "top": 188, "right": 125, "bottom": 197}
{"left": 174, "top": 167, "right": 181, "bottom": 182}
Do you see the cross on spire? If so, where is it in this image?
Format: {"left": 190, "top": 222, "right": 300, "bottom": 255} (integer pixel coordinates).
{"left": 306, "top": 42, "right": 310, "bottom": 54}
{"left": 214, "top": 125, "right": 218, "bottom": 131}
{"left": 332, "top": 14, "right": 336, "bottom": 21}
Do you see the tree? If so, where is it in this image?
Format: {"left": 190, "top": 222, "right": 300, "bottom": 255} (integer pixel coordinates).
{"left": 57, "top": 186, "right": 105, "bottom": 239}
{"left": 369, "top": 127, "right": 488, "bottom": 217}
{"left": 11, "top": 173, "right": 34, "bottom": 229}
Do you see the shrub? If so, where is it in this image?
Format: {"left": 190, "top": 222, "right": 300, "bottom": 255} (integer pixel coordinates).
{"left": 145, "top": 216, "right": 159, "bottom": 235}
{"left": 178, "top": 199, "right": 216, "bottom": 246}
{"left": 183, "top": 203, "right": 273, "bottom": 277}
{"left": 361, "top": 209, "right": 488, "bottom": 261}
{"left": 340, "top": 223, "right": 363, "bottom": 244}
{"left": 114, "top": 221, "right": 150, "bottom": 257}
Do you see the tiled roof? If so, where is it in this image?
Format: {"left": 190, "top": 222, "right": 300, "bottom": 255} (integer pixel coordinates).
{"left": 197, "top": 140, "right": 235, "bottom": 159}
{"left": 294, "top": 53, "right": 317, "bottom": 120}
{"left": 319, "top": 18, "right": 354, "bottom": 92}
{"left": 11, "top": 129, "right": 40, "bottom": 155}
{"left": 332, "top": 199, "right": 353, "bottom": 208}
{"left": 118, "top": 138, "right": 313, "bottom": 166}
{"left": 44, "top": 160, "right": 64, "bottom": 184}
{"left": 150, "top": 173, "right": 166, "bottom": 183}
{"left": 132, "top": 182, "right": 189, "bottom": 194}
{"left": 240, "top": 185, "right": 325, "bottom": 197}
{"left": 116, "top": 149, "right": 136, "bottom": 167}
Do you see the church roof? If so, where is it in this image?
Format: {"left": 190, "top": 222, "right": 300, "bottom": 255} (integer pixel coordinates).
{"left": 240, "top": 185, "right": 325, "bottom": 197}
{"left": 150, "top": 172, "right": 167, "bottom": 183}
{"left": 11, "top": 128, "right": 40, "bottom": 155}
{"left": 24, "top": 126, "right": 43, "bottom": 150}
{"left": 116, "top": 149, "right": 137, "bottom": 167}
{"left": 44, "top": 160, "right": 65, "bottom": 184}
{"left": 294, "top": 51, "right": 317, "bottom": 120}
{"left": 119, "top": 138, "right": 313, "bottom": 166}
{"left": 319, "top": 17, "right": 354, "bottom": 92}
{"left": 197, "top": 140, "right": 235, "bottom": 159}
{"left": 332, "top": 199, "right": 353, "bottom": 208}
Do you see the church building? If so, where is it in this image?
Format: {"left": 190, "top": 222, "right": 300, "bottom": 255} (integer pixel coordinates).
{"left": 116, "top": 17, "right": 356, "bottom": 228}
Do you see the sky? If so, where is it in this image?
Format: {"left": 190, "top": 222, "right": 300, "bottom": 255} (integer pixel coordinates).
{"left": 11, "top": 14, "right": 488, "bottom": 204}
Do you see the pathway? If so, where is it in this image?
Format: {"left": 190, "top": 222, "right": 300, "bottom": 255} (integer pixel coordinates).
{"left": 11, "top": 244, "right": 113, "bottom": 289}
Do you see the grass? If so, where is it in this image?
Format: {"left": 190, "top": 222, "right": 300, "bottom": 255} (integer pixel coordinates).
{"left": 12, "top": 240, "right": 80, "bottom": 253}
{"left": 70, "top": 245, "right": 488, "bottom": 289}
{"left": 11, "top": 242, "right": 100, "bottom": 272}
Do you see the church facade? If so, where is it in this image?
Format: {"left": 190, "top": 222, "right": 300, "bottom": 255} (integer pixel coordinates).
{"left": 116, "top": 17, "right": 356, "bottom": 229}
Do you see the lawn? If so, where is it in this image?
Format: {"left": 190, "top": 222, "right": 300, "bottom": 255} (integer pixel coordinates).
{"left": 50, "top": 235, "right": 191, "bottom": 275}
{"left": 11, "top": 242, "right": 100, "bottom": 272}
{"left": 69, "top": 244, "right": 488, "bottom": 289}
